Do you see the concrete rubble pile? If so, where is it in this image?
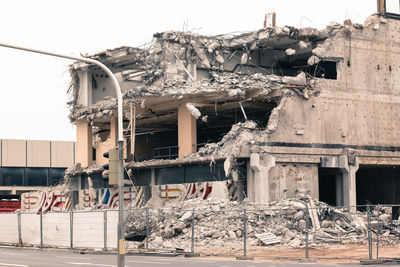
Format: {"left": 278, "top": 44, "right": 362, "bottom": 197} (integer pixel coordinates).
{"left": 125, "top": 195, "right": 400, "bottom": 252}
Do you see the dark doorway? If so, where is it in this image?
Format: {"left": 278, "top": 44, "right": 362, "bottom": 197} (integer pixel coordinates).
{"left": 318, "top": 167, "right": 342, "bottom": 206}
{"left": 356, "top": 165, "right": 400, "bottom": 205}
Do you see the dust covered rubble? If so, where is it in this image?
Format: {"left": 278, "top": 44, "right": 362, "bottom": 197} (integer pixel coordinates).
{"left": 125, "top": 195, "right": 397, "bottom": 252}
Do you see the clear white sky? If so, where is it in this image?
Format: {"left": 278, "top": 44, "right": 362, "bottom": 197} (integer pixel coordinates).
{"left": 0, "top": 0, "right": 376, "bottom": 141}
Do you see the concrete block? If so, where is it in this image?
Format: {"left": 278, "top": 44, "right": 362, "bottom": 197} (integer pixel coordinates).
{"left": 73, "top": 211, "right": 104, "bottom": 249}
{"left": 42, "top": 212, "right": 70, "bottom": 248}
{"left": 0, "top": 213, "right": 19, "bottom": 244}
{"left": 106, "top": 210, "right": 118, "bottom": 249}
{"left": 21, "top": 213, "right": 40, "bottom": 245}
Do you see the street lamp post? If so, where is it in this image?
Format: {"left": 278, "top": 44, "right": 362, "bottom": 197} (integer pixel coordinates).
{"left": 0, "top": 42, "right": 126, "bottom": 266}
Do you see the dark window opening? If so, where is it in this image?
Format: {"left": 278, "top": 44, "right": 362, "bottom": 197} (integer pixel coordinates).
{"left": 92, "top": 148, "right": 96, "bottom": 161}
{"left": 305, "top": 61, "right": 337, "bottom": 80}
{"left": 49, "top": 168, "right": 67, "bottom": 186}
{"left": 242, "top": 48, "right": 338, "bottom": 80}
{"left": 0, "top": 167, "right": 24, "bottom": 186}
{"left": 26, "top": 168, "right": 48, "bottom": 186}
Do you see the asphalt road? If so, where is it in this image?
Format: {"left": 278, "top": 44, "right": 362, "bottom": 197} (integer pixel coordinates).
{"left": 0, "top": 247, "right": 395, "bottom": 267}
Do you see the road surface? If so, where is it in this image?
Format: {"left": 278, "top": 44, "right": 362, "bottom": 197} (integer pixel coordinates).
{"left": 0, "top": 247, "right": 394, "bottom": 267}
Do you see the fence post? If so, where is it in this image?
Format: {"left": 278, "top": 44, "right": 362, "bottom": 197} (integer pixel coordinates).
{"left": 191, "top": 209, "right": 195, "bottom": 253}
{"left": 305, "top": 206, "right": 309, "bottom": 259}
{"left": 243, "top": 209, "right": 247, "bottom": 257}
{"left": 17, "top": 211, "right": 22, "bottom": 246}
{"left": 376, "top": 205, "right": 380, "bottom": 259}
{"left": 104, "top": 210, "right": 107, "bottom": 251}
{"left": 145, "top": 208, "right": 149, "bottom": 250}
{"left": 40, "top": 211, "right": 43, "bottom": 248}
{"left": 70, "top": 211, "right": 73, "bottom": 249}
{"left": 367, "top": 204, "right": 372, "bottom": 260}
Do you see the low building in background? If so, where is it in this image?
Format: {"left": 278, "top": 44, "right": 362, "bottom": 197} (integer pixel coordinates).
{"left": 0, "top": 139, "right": 75, "bottom": 196}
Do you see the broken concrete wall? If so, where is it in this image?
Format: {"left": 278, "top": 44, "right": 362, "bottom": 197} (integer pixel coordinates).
{"left": 267, "top": 16, "right": 400, "bottom": 148}
{"left": 269, "top": 163, "right": 319, "bottom": 201}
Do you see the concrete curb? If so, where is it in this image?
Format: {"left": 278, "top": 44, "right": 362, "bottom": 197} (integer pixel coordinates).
{"left": 0, "top": 245, "right": 203, "bottom": 258}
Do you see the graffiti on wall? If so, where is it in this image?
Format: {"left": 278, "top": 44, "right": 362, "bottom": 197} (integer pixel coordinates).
{"left": 21, "top": 187, "right": 71, "bottom": 213}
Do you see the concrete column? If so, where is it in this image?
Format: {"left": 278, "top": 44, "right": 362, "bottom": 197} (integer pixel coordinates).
{"left": 178, "top": 105, "right": 197, "bottom": 157}
{"left": 76, "top": 121, "right": 93, "bottom": 167}
{"left": 249, "top": 153, "right": 275, "bottom": 203}
{"left": 246, "top": 159, "right": 255, "bottom": 201}
{"left": 76, "top": 70, "right": 92, "bottom": 106}
{"left": 10, "top": 187, "right": 16, "bottom": 195}
{"left": 339, "top": 155, "right": 359, "bottom": 211}
{"left": 335, "top": 173, "right": 344, "bottom": 207}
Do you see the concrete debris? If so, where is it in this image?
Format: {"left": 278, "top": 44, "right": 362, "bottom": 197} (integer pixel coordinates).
{"left": 125, "top": 195, "right": 400, "bottom": 251}
{"left": 255, "top": 232, "right": 281, "bottom": 245}
{"left": 194, "top": 120, "right": 258, "bottom": 159}
{"left": 266, "top": 97, "right": 288, "bottom": 133}
{"left": 185, "top": 103, "right": 201, "bottom": 119}
{"left": 285, "top": 48, "right": 296, "bottom": 56}
{"left": 307, "top": 55, "right": 320, "bottom": 66}
{"left": 298, "top": 41, "right": 309, "bottom": 50}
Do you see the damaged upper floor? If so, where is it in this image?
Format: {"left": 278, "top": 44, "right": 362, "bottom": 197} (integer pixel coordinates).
{"left": 69, "top": 13, "right": 400, "bottom": 169}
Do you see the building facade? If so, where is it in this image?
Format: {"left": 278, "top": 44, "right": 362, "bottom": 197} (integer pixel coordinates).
{"left": 0, "top": 139, "right": 75, "bottom": 196}
{"left": 66, "top": 9, "right": 400, "bottom": 208}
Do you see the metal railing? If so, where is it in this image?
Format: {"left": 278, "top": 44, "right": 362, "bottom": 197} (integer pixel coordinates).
{"left": 152, "top": 146, "right": 178, "bottom": 160}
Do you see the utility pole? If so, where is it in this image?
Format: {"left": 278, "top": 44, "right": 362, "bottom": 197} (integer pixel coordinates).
{"left": 0, "top": 42, "right": 126, "bottom": 266}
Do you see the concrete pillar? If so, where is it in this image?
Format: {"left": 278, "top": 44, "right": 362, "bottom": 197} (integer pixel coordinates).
{"left": 335, "top": 173, "right": 344, "bottom": 207}
{"left": 76, "top": 70, "right": 92, "bottom": 106}
{"left": 248, "top": 153, "right": 275, "bottom": 203}
{"left": 178, "top": 105, "right": 196, "bottom": 157}
{"left": 246, "top": 159, "right": 255, "bottom": 201}
{"left": 76, "top": 121, "right": 93, "bottom": 167}
{"left": 339, "top": 155, "right": 359, "bottom": 211}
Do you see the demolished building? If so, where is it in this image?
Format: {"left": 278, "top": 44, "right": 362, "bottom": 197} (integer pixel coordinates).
{"left": 61, "top": 11, "right": 400, "bottom": 211}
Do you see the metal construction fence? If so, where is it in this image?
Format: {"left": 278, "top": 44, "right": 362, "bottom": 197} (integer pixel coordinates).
{"left": 0, "top": 204, "right": 399, "bottom": 263}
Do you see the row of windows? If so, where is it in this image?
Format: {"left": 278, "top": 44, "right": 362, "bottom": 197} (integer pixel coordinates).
{"left": 0, "top": 167, "right": 66, "bottom": 187}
